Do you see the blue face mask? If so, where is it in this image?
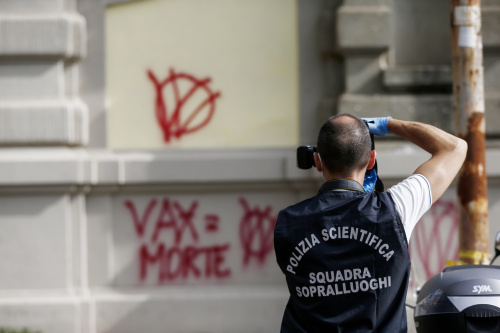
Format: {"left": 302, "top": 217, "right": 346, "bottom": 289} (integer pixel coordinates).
{"left": 363, "top": 168, "right": 378, "bottom": 193}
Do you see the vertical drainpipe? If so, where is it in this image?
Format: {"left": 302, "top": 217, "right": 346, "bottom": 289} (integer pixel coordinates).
{"left": 451, "top": 0, "right": 489, "bottom": 265}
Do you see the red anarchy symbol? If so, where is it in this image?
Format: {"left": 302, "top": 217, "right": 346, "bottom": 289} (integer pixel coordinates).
{"left": 413, "top": 200, "right": 458, "bottom": 279}
{"left": 238, "top": 197, "right": 277, "bottom": 267}
{"left": 147, "top": 68, "right": 221, "bottom": 143}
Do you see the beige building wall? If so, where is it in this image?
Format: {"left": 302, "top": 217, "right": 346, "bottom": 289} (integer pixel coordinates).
{"left": 106, "top": 0, "right": 299, "bottom": 149}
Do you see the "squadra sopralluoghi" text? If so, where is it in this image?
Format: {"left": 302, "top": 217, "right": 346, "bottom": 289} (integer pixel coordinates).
{"left": 295, "top": 267, "right": 392, "bottom": 298}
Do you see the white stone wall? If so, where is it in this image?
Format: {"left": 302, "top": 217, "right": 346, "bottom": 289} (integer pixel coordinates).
{"left": 0, "top": 0, "right": 87, "bottom": 146}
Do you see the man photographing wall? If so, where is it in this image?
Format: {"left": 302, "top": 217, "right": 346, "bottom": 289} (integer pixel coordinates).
{"left": 274, "top": 114, "right": 467, "bottom": 332}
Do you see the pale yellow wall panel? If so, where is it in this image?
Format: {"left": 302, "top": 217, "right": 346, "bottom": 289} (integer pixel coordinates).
{"left": 106, "top": 0, "right": 299, "bottom": 149}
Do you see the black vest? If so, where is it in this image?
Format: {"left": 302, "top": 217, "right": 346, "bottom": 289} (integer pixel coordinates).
{"left": 274, "top": 180, "right": 410, "bottom": 333}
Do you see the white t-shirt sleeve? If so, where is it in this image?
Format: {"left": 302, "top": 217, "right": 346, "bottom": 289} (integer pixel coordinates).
{"left": 387, "top": 174, "right": 432, "bottom": 243}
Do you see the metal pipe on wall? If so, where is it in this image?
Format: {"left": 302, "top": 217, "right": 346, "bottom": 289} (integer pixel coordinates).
{"left": 451, "top": 0, "right": 489, "bottom": 264}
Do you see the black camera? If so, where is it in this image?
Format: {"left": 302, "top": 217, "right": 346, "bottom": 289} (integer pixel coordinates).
{"left": 296, "top": 145, "right": 317, "bottom": 170}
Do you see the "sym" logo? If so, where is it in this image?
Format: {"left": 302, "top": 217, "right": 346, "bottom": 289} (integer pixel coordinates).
{"left": 472, "top": 285, "right": 492, "bottom": 294}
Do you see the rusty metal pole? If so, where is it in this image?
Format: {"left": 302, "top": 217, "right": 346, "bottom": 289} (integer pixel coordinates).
{"left": 451, "top": 0, "right": 489, "bottom": 265}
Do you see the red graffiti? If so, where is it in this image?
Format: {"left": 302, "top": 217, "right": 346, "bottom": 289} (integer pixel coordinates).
{"left": 412, "top": 200, "right": 459, "bottom": 280}
{"left": 124, "top": 198, "right": 199, "bottom": 244}
{"left": 139, "top": 243, "right": 231, "bottom": 282}
{"left": 147, "top": 68, "right": 221, "bottom": 143}
{"left": 125, "top": 199, "right": 157, "bottom": 238}
{"left": 125, "top": 196, "right": 279, "bottom": 283}
{"left": 125, "top": 198, "right": 230, "bottom": 283}
{"left": 238, "top": 197, "right": 277, "bottom": 267}
{"left": 151, "top": 199, "right": 199, "bottom": 244}
{"left": 204, "top": 214, "right": 220, "bottom": 233}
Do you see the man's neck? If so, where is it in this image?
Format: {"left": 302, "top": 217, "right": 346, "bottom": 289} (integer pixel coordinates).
{"left": 323, "top": 171, "right": 365, "bottom": 185}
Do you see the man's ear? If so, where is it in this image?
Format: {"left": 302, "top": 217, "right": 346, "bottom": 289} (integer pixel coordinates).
{"left": 366, "top": 150, "right": 376, "bottom": 170}
{"left": 314, "top": 152, "right": 323, "bottom": 172}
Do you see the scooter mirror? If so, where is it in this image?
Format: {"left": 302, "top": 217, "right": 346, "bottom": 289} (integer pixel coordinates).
{"left": 490, "top": 231, "right": 500, "bottom": 265}
{"left": 496, "top": 231, "right": 500, "bottom": 254}
{"left": 492, "top": 231, "right": 500, "bottom": 265}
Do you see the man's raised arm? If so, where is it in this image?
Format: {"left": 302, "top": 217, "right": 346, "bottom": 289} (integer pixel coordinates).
{"left": 387, "top": 119, "right": 467, "bottom": 204}
{"left": 363, "top": 117, "right": 467, "bottom": 203}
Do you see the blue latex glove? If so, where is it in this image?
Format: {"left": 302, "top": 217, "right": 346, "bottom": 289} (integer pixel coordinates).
{"left": 362, "top": 117, "right": 392, "bottom": 136}
{"left": 363, "top": 168, "right": 378, "bottom": 193}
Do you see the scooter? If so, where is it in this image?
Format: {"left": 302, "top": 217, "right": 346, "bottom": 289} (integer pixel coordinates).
{"left": 413, "top": 232, "right": 500, "bottom": 333}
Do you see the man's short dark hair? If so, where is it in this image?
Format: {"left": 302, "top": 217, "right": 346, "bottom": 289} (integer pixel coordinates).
{"left": 317, "top": 114, "right": 372, "bottom": 173}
